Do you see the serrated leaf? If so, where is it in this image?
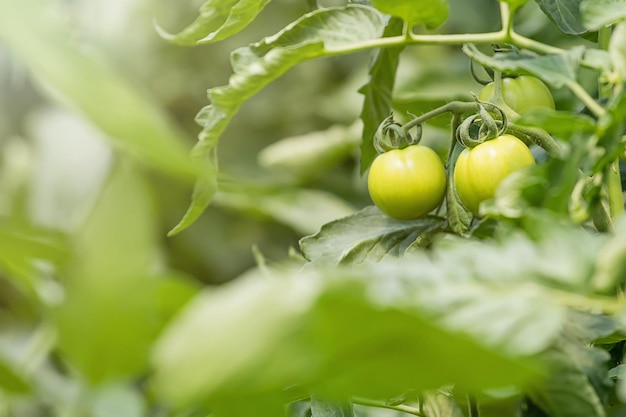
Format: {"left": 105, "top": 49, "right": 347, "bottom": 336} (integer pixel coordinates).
{"left": 299, "top": 206, "right": 445, "bottom": 266}
{"left": 371, "top": 0, "right": 448, "bottom": 28}
{"left": 156, "top": 0, "right": 272, "bottom": 45}
{"left": 0, "top": 0, "right": 202, "bottom": 184}
{"left": 534, "top": 0, "right": 587, "bottom": 35}
{"left": 581, "top": 0, "right": 626, "bottom": 31}
{"left": 463, "top": 44, "right": 584, "bottom": 88}
{"left": 175, "top": 5, "right": 385, "bottom": 234}
{"left": 359, "top": 17, "right": 405, "bottom": 174}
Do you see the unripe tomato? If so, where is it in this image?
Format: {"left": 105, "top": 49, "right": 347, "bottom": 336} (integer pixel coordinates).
{"left": 453, "top": 134, "right": 535, "bottom": 216}
{"left": 368, "top": 145, "right": 446, "bottom": 220}
{"left": 478, "top": 76, "right": 555, "bottom": 113}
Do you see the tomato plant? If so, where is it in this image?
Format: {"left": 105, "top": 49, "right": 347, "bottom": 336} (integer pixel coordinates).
{"left": 368, "top": 145, "right": 446, "bottom": 219}
{"left": 454, "top": 134, "right": 535, "bottom": 216}
{"left": 478, "top": 75, "right": 555, "bottom": 114}
{"left": 3, "top": 0, "right": 626, "bottom": 417}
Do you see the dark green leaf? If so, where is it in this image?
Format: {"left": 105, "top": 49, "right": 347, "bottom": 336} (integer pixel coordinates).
{"left": 359, "top": 17, "right": 405, "bottom": 173}
{"left": 311, "top": 397, "right": 354, "bottom": 417}
{"left": 462, "top": 43, "right": 585, "bottom": 88}
{"left": 515, "top": 110, "right": 596, "bottom": 136}
{"left": 534, "top": 0, "right": 587, "bottom": 35}
{"left": 371, "top": 0, "right": 448, "bottom": 28}
{"left": 581, "top": 0, "right": 626, "bottom": 31}
{"left": 156, "top": 0, "right": 273, "bottom": 45}
{"left": 299, "top": 206, "right": 445, "bottom": 266}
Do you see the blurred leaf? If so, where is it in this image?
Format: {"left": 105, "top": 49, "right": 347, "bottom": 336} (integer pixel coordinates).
{"left": 528, "top": 339, "right": 608, "bottom": 417}
{"left": 299, "top": 206, "right": 445, "bottom": 266}
{"left": 0, "top": 0, "right": 202, "bottom": 183}
{"left": 610, "top": 22, "right": 626, "bottom": 82}
{"left": 500, "top": 0, "right": 530, "bottom": 9}
{"left": 91, "top": 384, "right": 147, "bottom": 417}
{"left": 422, "top": 391, "right": 464, "bottom": 417}
{"left": 534, "top": 0, "right": 587, "bottom": 35}
{"left": 581, "top": 0, "right": 626, "bottom": 31}
{"left": 156, "top": 0, "right": 273, "bottom": 45}
{"left": 371, "top": 0, "right": 448, "bottom": 28}
{"left": 359, "top": 17, "right": 405, "bottom": 174}
{"left": 151, "top": 267, "right": 542, "bottom": 409}
{"left": 55, "top": 162, "right": 163, "bottom": 384}
{"left": 216, "top": 181, "right": 356, "bottom": 235}
{"left": 463, "top": 44, "right": 585, "bottom": 88}
{"left": 311, "top": 397, "right": 354, "bottom": 417}
{"left": 176, "top": 5, "right": 385, "bottom": 234}
{"left": 259, "top": 123, "right": 360, "bottom": 181}
{"left": 0, "top": 357, "right": 30, "bottom": 394}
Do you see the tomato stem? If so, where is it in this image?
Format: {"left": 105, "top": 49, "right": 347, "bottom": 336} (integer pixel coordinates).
{"left": 506, "top": 124, "right": 564, "bottom": 158}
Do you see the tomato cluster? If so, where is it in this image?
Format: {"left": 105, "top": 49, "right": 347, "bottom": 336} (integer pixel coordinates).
{"left": 367, "top": 75, "right": 551, "bottom": 220}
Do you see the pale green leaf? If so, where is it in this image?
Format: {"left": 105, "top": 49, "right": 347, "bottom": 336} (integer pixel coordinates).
{"left": 610, "top": 22, "right": 626, "bottom": 81}
{"left": 156, "top": 0, "right": 273, "bottom": 45}
{"left": 174, "top": 5, "right": 385, "bottom": 234}
{"left": 311, "top": 397, "right": 354, "bottom": 417}
{"left": 581, "top": 0, "right": 626, "bottom": 31}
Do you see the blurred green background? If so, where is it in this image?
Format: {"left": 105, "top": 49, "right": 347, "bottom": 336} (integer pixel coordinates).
{"left": 0, "top": 0, "right": 564, "bottom": 414}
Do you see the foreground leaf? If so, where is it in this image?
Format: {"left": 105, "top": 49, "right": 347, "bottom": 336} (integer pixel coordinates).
{"left": 534, "top": 0, "right": 587, "bottom": 35}
{"left": 371, "top": 0, "right": 448, "bottom": 29}
{"left": 156, "top": 0, "right": 273, "bottom": 45}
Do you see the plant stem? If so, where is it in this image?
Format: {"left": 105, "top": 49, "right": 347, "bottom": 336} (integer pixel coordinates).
{"left": 353, "top": 397, "right": 423, "bottom": 416}
{"left": 564, "top": 79, "right": 606, "bottom": 118}
{"left": 467, "top": 394, "right": 480, "bottom": 417}
{"left": 402, "top": 101, "right": 478, "bottom": 134}
{"left": 506, "top": 123, "right": 564, "bottom": 158}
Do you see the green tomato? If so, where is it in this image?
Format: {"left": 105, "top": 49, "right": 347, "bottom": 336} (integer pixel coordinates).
{"left": 478, "top": 76, "right": 555, "bottom": 113}
{"left": 453, "top": 134, "right": 535, "bottom": 216}
{"left": 368, "top": 145, "right": 446, "bottom": 220}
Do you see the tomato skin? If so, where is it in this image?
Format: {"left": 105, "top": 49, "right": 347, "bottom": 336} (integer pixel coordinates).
{"left": 453, "top": 134, "right": 535, "bottom": 216}
{"left": 478, "top": 76, "right": 555, "bottom": 113}
{"left": 368, "top": 145, "right": 446, "bottom": 220}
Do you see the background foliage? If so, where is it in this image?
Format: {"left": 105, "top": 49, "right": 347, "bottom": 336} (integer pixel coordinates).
{"left": 1, "top": 0, "right": 626, "bottom": 416}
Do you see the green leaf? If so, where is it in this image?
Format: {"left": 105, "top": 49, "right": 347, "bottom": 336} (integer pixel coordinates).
{"left": 581, "top": 0, "right": 626, "bottom": 31}
{"left": 151, "top": 267, "right": 542, "bottom": 408}
{"left": 176, "top": 5, "right": 385, "bottom": 234}
{"left": 610, "top": 22, "right": 626, "bottom": 82}
{"left": 515, "top": 110, "right": 596, "bottom": 136}
{"left": 371, "top": 0, "right": 449, "bottom": 29}
{"left": 0, "top": 0, "right": 202, "bottom": 183}
{"left": 499, "top": 0, "right": 530, "bottom": 10}
{"left": 215, "top": 181, "right": 356, "bottom": 235}
{"left": 0, "top": 358, "right": 30, "bottom": 394}
{"left": 311, "top": 397, "right": 354, "bottom": 417}
{"left": 534, "top": 0, "right": 587, "bottom": 35}
{"left": 259, "top": 123, "right": 360, "bottom": 181}
{"left": 462, "top": 44, "right": 585, "bottom": 88}
{"left": 55, "top": 163, "right": 165, "bottom": 383}
{"left": 359, "top": 17, "right": 405, "bottom": 174}
{"left": 299, "top": 206, "right": 445, "bottom": 266}
{"left": 156, "top": 0, "right": 273, "bottom": 45}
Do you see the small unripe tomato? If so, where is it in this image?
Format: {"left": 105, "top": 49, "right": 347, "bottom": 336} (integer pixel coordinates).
{"left": 453, "top": 134, "right": 535, "bottom": 216}
{"left": 478, "top": 76, "right": 555, "bottom": 113}
{"left": 367, "top": 145, "right": 446, "bottom": 220}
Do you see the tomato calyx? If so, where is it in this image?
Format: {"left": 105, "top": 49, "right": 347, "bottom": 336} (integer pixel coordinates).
{"left": 374, "top": 114, "right": 422, "bottom": 153}
{"left": 456, "top": 100, "right": 509, "bottom": 149}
